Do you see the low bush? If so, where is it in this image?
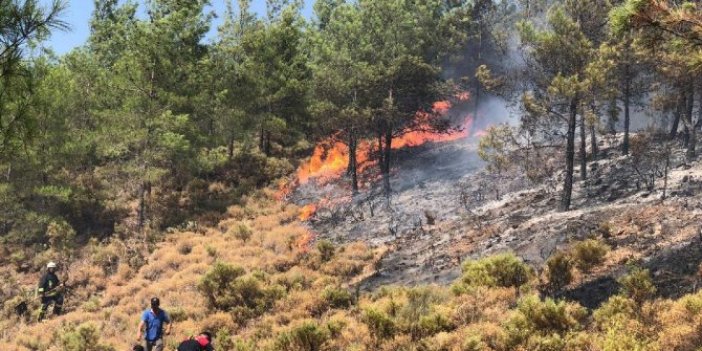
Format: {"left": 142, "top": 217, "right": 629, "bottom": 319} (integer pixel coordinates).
{"left": 363, "top": 308, "right": 396, "bottom": 343}
{"left": 59, "top": 322, "right": 115, "bottom": 351}
{"left": 504, "top": 295, "right": 587, "bottom": 348}
{"left": 199, "top": 262, "right": 284, "bottom": 316}
{"left": 453, "top": 253, "right": 533, "bottom": 292}
{"left": 571, "top": 239, "right": 609, "bottom": 273}
{"left": 229, "top": 223, "right": 253, "bottom": 242}
{"left": 545, "top": 251, "right": 574, "bottom": 292}
{"left": 618, "top": 267, "right": 656, "bottom": 305}
{"left": 321, "top": 286, "right": 353, "bottom": 309}
{"left": 275, "top": 321, "right": 330, "bottom": 351}
{"left": 316, "top": 240, "right": 335, "bottom": 263}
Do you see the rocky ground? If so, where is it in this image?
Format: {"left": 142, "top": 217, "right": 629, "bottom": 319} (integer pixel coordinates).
{"left": 295, "top": 134, "right": 702, "bottom": 308}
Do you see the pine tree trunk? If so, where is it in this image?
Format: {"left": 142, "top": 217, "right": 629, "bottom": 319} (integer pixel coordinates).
{"left": 579, "top": 111, "right": 587, "bottom": 181}
{"left": 474, "top": 19, "right": 483, "bottom": 118}
{"left": 264, "top": 131, "right": 272, "bottom": 156}
{"left": 607, "top": 98, "right": 617, "bottom": 134}
{"left": 562, "top": 96, "right": 578, "bottom": 211}
{"left": 684, "top": 83, "right": 696, "bottom": 159}
{"left": 348, "top": 131, "right": 359, "bottom": 194}
{"left": 622, "top": 66, "right": 631, "bottom": 155}
{"left": 382, "top": 129, "right": 392, "bottom": 196}
{"left": 228, "top": 137, "right": 235, "bottom": 160}
{"left": 590, "top": 124, "right": 598, "bottom": 160}
{"left": 377, "top": 132, "right": 384, "bottom": 169}
{"left": 138, "top": 181, "right": 147, "bottom": 230}
{"left": 670, "top": 93, "right": 683, "bottom": 139}
{"left": 688, "top": 127, "right": 697, "bottom": 160}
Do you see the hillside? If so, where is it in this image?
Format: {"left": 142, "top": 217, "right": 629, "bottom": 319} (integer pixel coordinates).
{"left": 2, "top": 135, "right": 702, "bottom": 350}
{"left": 4, "top": 0, "right": 702, "bottom": 350}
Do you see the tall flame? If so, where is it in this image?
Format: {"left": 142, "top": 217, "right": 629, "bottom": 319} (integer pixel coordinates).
{"left": 295, "top": 97, "right": 479, "bottom": 186}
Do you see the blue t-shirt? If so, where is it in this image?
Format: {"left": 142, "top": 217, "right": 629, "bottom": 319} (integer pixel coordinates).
{"left": 141, "top": 309, "right": 170, "bottom": 341}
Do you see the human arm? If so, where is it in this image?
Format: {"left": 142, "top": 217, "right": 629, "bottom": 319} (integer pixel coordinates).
{"left": 37, "top": 275, "right": 47, "bottom": 297}
{"left": 164, "top": 312, "right": 172, "bottom": 335}
{"left": 136, "top": 319, "right": 145, "bottom": 341}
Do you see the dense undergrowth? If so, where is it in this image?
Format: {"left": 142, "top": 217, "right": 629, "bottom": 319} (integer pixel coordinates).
{"left": 2, "top": 191, "right": 702, "bottom": 351}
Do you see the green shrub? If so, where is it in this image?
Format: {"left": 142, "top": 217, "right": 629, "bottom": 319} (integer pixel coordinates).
{"left": 325, "top": 319, "right": 346, "bottom": 338}
{"left": 363, "top": 308, "right": 396, "bottom": 342}
{"left": 230, "top": 223, "right": 252, "bottom": 242}
{"left": 168, "top": 306, "right": 188, "bottom": 323}
{"left": 316, "top": 240, "right": 335, "bottom": 262}
{"left": 597, "top": 319, "right": 654, "bottom": 351}
{"left": 215, "top": 329, "right": 235, "bottom": 351}
{"left": 276, "top": 269, "right": 313, "bottom": 291}
{"left": 397, "top": 287, "right": 450, "bottom": 339}
{"left": 59, "top": 323, "right": 115, "bottom": 351}
{"left": 462, "top": 335, "right": 488, "bottom": 351}
{"left": 545, "top": 251, "right": 573, "bottom": 292}
{"left": 46, "top": 219, "right": 76, "bottom": 253}
{"left": 618, "top": 267, "right": 656, "bottom": 305}
{"left": 275, "top": 321, "right": 330, "bottom": 351}
{"left": 205, "top": 245, "right": 218, "bottom": 258}
{"left": 416, "top": 312, "right": 454, "bottom": 338}
{"left": 81, "top": 296, "right": 101, "bottom": 313}
{"left": 321, "top": 286, "right": 353, "bottom": 309}
{"left": 199, "top": 262, "right": 283, "bottom": 316}
{"left": 571, "top": 239, "right": 609, "bottom": 273}
{"left": 596, "top": 221, "right": 615, "bottom": 238}
{"left": 593, "top": 295, "right": 637, "bottom": 328}
{"left": 504, "top": 295, "right": 586, "bottom": 348}
{"left": 199, "top": 262, "right": 246, "bottom": 310}
{"left": 454, "top": 253, "right": 533, "bottom": 291}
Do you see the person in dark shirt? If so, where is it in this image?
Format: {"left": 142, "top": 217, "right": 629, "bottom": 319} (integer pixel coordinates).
{"left": 38, "top": 261, "right": 64, "bottom": 321}
{"left": 176, "top": 332, "right": 214, "bottom": 351}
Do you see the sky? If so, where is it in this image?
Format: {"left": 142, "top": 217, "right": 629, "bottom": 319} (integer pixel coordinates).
{"left": 40, "top": 0, "right": 316, "bottom": 55}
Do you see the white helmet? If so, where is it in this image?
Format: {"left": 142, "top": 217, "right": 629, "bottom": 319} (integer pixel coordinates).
{"left": 47, "top": 262, "right": 57, "bottom": 269}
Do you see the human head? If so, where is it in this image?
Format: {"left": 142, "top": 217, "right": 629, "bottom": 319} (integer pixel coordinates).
{"left": 200, "top": 331, "right": 212, "bottom": 342}
{"left": 195, "top": 331, "right": 213, "bottom": 346}
{"left": 150, "top": 297, "right": 160, "bottom": 310}
{"left": 47, "top": 261, "right": 57, "bottom": 273}
{"left": 132, "top": 345, "right": 145, "bottom": 351}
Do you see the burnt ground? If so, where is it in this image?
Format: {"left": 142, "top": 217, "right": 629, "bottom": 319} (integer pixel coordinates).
{"left": 292, "top": 134, "right": 702, "bottom": 308}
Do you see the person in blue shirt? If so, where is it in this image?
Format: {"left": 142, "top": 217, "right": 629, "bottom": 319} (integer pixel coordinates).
{"left": 136, "top": 297, "right": 171, "bottom": 351}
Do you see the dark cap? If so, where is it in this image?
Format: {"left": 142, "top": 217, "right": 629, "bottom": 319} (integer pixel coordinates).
{"left": 150, "top": 297, "right": 160, "bottom": 308}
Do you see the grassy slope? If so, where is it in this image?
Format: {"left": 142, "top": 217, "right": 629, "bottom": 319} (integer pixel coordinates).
{"left": 4, "top": 188, "right": 702, "bottom": 350}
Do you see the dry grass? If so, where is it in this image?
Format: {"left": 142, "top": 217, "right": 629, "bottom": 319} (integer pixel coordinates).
{"left": 6, "top": 192, "right": 702, "bottom": 350}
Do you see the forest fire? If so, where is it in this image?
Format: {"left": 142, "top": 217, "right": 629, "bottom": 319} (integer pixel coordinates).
{"left": 286, "top": 93, "right": 482, "bottom": 222}
{"left": 295, "top": 99, "right": 480, "bottom": 186}
{"left": 298, "top": 204, "right": 318, "bottom": 221}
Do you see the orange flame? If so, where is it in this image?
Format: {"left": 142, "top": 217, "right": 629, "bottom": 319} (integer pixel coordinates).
{"left": 296, "top": 100, "right": 471, "bottom": 185}
{"left": 298, "top": 204, "right": 317, "bottom": 221}
{"left": 294, "top": 230, "right": 316, "bottom": 252}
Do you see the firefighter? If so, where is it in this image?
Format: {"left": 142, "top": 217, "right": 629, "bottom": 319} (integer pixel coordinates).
{"left": 176, "top": 332, "right": 214, "bottom": 351}
{"left": 38, "top": 261, "right": 64, "bottom": 321}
